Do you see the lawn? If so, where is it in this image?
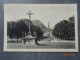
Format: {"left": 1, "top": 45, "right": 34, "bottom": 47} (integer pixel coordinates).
{"left": 7, "top": 38, "right": 75, "bottom": 49}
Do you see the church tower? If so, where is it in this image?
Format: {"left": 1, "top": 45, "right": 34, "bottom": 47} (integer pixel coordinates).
{"left": 43, "top": 21, "right": 51, "bottom": 37}
{"left": 47, "top": 21, "right": 50, "bottom": 32}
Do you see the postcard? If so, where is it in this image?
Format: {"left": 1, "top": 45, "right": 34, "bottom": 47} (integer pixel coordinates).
{"left": 4, "top": 4, "right": 78, "bottom": 52}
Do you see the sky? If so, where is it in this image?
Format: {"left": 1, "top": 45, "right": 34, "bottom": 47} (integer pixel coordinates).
{"left": 4, "top": 4, "right": 77, "bottom": 28}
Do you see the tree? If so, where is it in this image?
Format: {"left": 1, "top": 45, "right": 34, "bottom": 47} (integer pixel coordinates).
{"left": 30, "top": 25, "right": 43, "bottom": 45}
{"left": 52, "top": 16, "right": 75, "bottom": 40}
{"left": 7, "top": 21, "right": 15, "bottom": 40}
{"left": 31, "top": 25, "right": 43, "bottom": 38}
{"left": 7, "top": 19, "right": 29, "bottom": 42}
{"left": 12, "top": 19, "right": 29, "bottom": 42}
{"left": 68, "top": 16, "right": 75, "bottom": 40}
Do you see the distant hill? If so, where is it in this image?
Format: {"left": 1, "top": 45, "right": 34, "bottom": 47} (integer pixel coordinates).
{"left": 32, "top": 20, "right": 47, "bottom": 31}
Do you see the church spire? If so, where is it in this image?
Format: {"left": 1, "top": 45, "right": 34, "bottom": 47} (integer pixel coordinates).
{"left": 48, "top": 21, "right": 50, "bottom": 29}
{"left": 47, "top": 21, "right": 50, "bottom": 32}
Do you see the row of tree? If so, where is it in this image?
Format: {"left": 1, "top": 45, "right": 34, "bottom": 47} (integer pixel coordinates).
{"left": 52, "top": 16, "right": 75, "bottom": 40}
{"left": 7, "top": 19, "right": 43, "bottom": 42}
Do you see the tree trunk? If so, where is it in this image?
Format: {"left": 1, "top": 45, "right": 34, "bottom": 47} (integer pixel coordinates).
{"left": 35, "top": 38, "right": 39, "bottom": 45}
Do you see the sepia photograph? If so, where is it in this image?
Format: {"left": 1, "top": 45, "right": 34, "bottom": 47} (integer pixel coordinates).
{"left": 4, "top": 4, "right": 78, "bottom": 52}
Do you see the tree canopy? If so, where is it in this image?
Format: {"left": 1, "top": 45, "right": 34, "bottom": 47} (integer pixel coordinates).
{"left": 7, "top": 19, "right": 43, "bottom": 40}
{"left": 52, "top": 16, "right": 75, "bottom": 40}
